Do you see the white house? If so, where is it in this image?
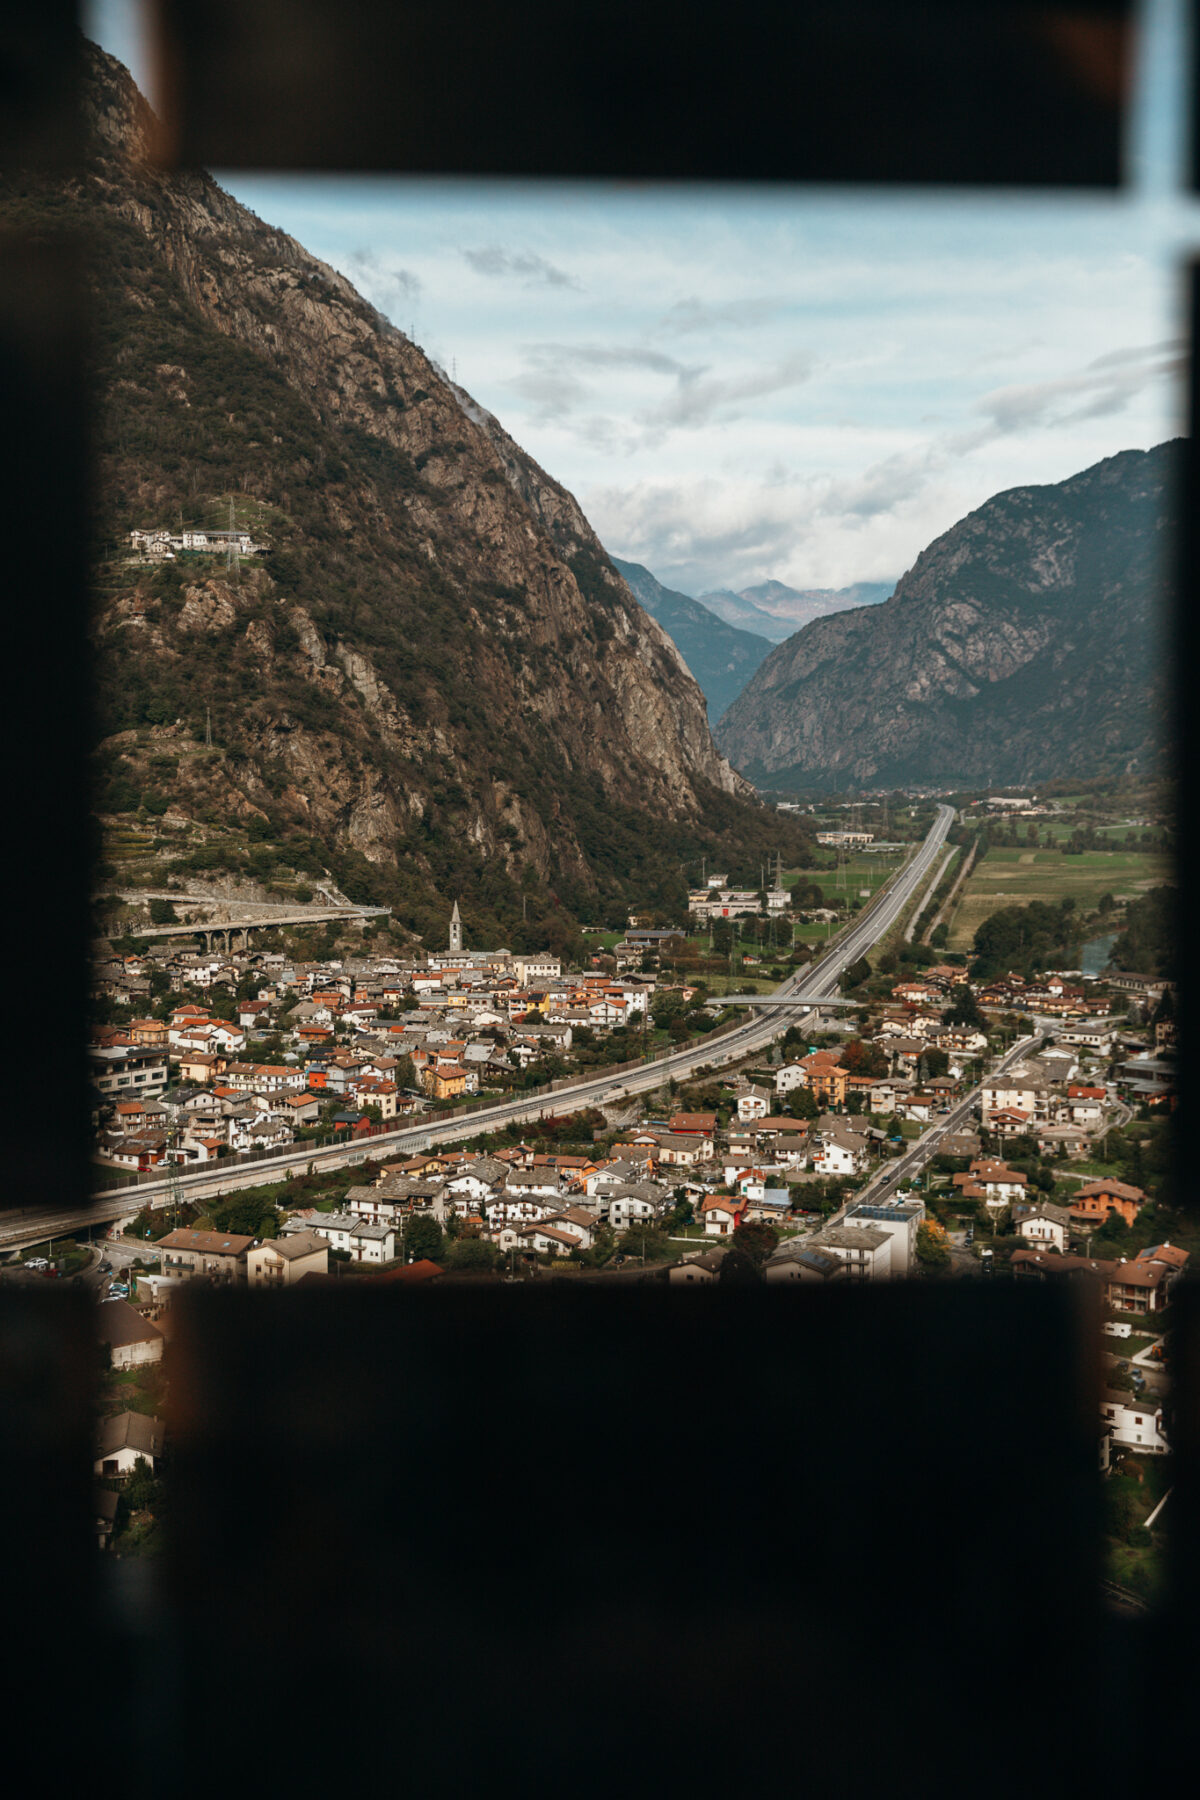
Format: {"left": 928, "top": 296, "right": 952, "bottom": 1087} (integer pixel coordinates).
{"left": 512, "top": 955, "right": 562, "bottom": 985}
{"left": 1060, "top": 1020, "right": 1117, "bottom": 1055}
{"left": 981, "top": 1063, "right": 1050, "bottom": 1125}
{"left": 544, "top": 1207, "right": 599, "bottom": 1248}
{"left": 1099, "top": 1391, "right": 1169, "bottom": 1454}
{"left": 809, "top": 1224, "right": 893, "bottom": 1280}
{"left": 246, "top": 1231, "right": 329, "bottom": 1286}
{"left": 444, "top": 1157, "right": 509, "bottom": 1206}
{"left": 1014, "top": 1203, "right": 1071, "bottom": 1254}
{"left": 811, "top": 1126, "right": 870, "bottom": 1177}
{"left": 737, "top": 1085, "right": 772, "bottom": 1121}
{"left": 699, "top": 1195, "right": 747, "bottom": 1237}
{"left": 302, "top": 1211, "right": 395, "bottom": 1264}
{"left": 485, "top": 1194, "right": 557, "bottom": 1233}
{"left": 515, "top": 1223, "right": 583, "bottom": 1258}
{"left": 774, "top": 1063, "right": 809, "bottom": 1095}
{"left": 94, "top": 1412, "right": 165, "bottom": 1480}
{"left": 842, "top": 1197, "right": 925, "bottom": 1275}
{"left": 97, "top": 1300, "right": 165, "bottom": 1370}
{"left": 607, "top": 1186, "right": 664, "bottom": 1232}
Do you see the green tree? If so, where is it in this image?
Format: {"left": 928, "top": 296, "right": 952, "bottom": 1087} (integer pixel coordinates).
{"left": 843, "top": 955, "right": 872, "bottom": 990}
{"left": 664, "top": 1193, "right": 694, "bottom": 1232}
{"left": 1103, "top": 1476, "right": 1141, "bottom": 1542}
{"left": 618, "top": 1225, "right": 670, "bottom": 1263}
{"left": 915, "top": 1220, "right": 951, "bottom": 1274}
{"left": 717, "top": 1245, "right": 761, "bottom": 1284}
{"left": 443, "top": 1236, "right": 500, "bottom": 1273}
{"left": 942, "top": 985, "right": 984, "bottom": 1029}
{"left": 210, "top": 1193, "right": 282, "bottom": 1238}
{"left": 402, "top": 1213, "right": 445, "bottom": 1263}
{"left": 731, "top": 1220, "right": 779, "bottom": 1266}
{"left": 149, "top": 897, "right": 177, "bottom": 925}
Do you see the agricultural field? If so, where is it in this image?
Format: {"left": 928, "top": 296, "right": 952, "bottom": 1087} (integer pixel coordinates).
{"left": 945, "top": 846, "right": 1168, "bottom": 953}
{"left": 782, "top": 851, "right": 905, "bottom": 905}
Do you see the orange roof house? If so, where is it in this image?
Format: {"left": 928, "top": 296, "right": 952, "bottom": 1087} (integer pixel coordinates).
{"left": 1070, "top": 1179, "right": 1148, "bottom": 1229}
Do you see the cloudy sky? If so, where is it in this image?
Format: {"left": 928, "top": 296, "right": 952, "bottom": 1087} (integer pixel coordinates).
{"left": 92, "top": 0, "right": 1197, "bottom": 597}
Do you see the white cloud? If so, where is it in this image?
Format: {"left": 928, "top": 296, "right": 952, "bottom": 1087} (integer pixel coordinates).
{"left": 959, "top": 340, "right": 1183, "bottom": 447}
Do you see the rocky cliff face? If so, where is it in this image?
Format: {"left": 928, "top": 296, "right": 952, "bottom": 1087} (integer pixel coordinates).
{"left": 610, "top": 558, "right": 772, "bottom": 724}
{"left": 716, "top": 445, "right": 1177, "bottom": 792}
{"left": 6, "top": 44, "right": 803, "bottom": 938}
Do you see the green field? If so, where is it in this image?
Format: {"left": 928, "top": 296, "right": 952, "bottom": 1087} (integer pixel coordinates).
{"left": 1029, "top": 817, "right": 1160, "bottom": 846}
{"left": 700, "top": 970, "right": 781, "bottom": 995}
{"left": 793, "top": 920, "right": 840, "bottom": 944}
{"left": 783, "top": 852, "right": 905, "bottom": 905}
{"left": 946, "top": 847, "right": 1167, "bottom": 952}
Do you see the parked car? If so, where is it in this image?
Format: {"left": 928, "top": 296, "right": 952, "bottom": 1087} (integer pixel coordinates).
{"left": 26, "top": 1257, "right": 47, "bottom": 1270}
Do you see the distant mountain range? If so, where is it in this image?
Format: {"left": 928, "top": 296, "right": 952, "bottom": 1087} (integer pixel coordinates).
{"left": 610, "top": 559, "right": 773, "bottom": 722}
{"left": 696, "top": 579, "right": 894, "bottom": 642}
{"left": 716, "top": 444, "right": 1176, "bottom": 792}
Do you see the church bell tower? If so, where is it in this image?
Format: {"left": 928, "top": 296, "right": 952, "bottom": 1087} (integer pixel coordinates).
{"left": 449, "top": 899, "right": 462, "bottom": 954}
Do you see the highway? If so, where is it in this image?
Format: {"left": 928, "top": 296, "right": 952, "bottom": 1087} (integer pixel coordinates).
{"left": 0, "top": 804, "right": 955, "bottom": 1252}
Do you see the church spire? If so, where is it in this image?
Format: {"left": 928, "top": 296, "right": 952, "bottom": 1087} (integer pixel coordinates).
{"left": 449, "top": 899, "right": 462, "bottom": 954}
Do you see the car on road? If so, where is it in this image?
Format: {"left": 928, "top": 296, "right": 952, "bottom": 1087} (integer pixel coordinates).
{"left": 26, "top": 1257, "right": 47, "bottom": 1270}
{"left": 98, "top": 1261, "right": 112, "bottom": 1273}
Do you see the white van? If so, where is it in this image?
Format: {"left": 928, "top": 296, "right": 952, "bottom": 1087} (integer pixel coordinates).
{"left": 1102, "top": 1320, "right": 1132, "bottom": 1339}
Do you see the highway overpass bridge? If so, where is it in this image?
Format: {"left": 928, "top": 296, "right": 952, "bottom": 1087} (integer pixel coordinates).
{"left": 117, "top": 903, "right": 391, "bottom": 950}
{"left": 713, "top": 993, "right": 862, "bottom": 1008}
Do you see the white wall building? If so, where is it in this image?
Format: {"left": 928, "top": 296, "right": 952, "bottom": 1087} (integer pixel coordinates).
{"left": 1100, "top": 1392, "right": 1169, "bottom": 1454}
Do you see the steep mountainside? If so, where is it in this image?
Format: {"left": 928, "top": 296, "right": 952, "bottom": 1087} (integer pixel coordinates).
{"left": 697, "top": 580, "right": 892, "bottom": 642}
{"left": 610, "top": 558, "right": 772, "bottom": 723}
{"left": 7, "top": 43, "right": 817, "bottom": 943}
{"left": 717, "top": 446, "right": 1176, "bottom": 793}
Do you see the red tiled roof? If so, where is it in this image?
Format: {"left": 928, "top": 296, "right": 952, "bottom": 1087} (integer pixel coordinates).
{"left": 1076, "top": 1179, "right": 1147, "bottom": 1203}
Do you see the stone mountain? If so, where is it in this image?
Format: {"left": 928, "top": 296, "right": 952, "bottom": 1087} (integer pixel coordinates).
{"left": 716, "top": 444, "right": 1176, "bottom": 794}
{"left": 14, "top": 41, "right": 818, "bottom": 944}
{"left": 609, "top": 558, "right": 773, "bottom": 724}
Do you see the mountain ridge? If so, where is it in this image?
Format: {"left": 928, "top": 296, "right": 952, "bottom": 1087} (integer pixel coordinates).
{"left": 11, "top": 42, "right": 820, "bottom": 943}
{"left": 716, "top": 444, "right": 1176, "bottom": 793}
{"left": 609, "top": 558, "right": 772, "bottom": 723}
{"left": 696, "top": 580, "right": 893, "bottom": 642}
